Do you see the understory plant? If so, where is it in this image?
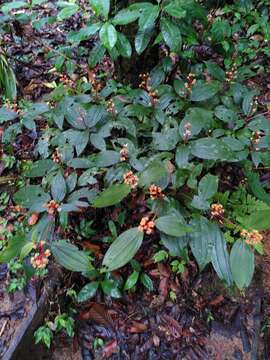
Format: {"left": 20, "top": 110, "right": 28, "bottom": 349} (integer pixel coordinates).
{"left": 0, "top": 0, "right": 270, "bottom": 316}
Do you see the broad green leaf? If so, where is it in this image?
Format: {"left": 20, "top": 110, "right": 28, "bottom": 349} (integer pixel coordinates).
{"left": 0, "top": 233, "right": 27, "bottom": 263}
{"left": 124, "top": 270, "right": 139, "bottom": 290}
{"left": 0, "top": 106, "right": 18, "bottom": 123}
{"left": 242, "top": 91, "right": 256, "bottom": 116}
{"left": 244, "top": 210, "right": 270, "bottom": 231}
{"left": 211, "top": 225, "right": 233, "bottom": 285}
{"left": 230, "top": 239, "right": 254, "bottom": 289}
{"left": 51, "top": 172, "right": 66, "bottom": 202}
{"left": 152, "top": 129, "right": 179, "bottom": 151}
{"left": 58, "top": 4, "right": 79, "bottom": 20}
{"left": 95, "top": 150, "right": 120, "bottom": 167}
{"left": 14, "top": 185, "right": 50, "bottom": 210}
{"left": 191, "top": 195, "right": 210, "bottom": 210}
{"left": 85, "top": 105, "right": 107, "bottom": 128}
{"left": 245, "top": 171, "right": 270, "bottom": 206}
{"left": 179, "top": 107, "right": 213, "bottom": 139}
{"left": 51, "top": 240, "right": 92, "bottom": 272}
{"left": 175, "top": 145, "right": 190, "bottom": 167}
{"left": 191, "top": 137, "right": 233, "bottom": 160}
{"left": 24, "top": 159, "right": 56, "bottom": 177}
{"left": 163, "top": 2, "right": 186, "bottom": 18}
{"left": 160, "top": 233, "right": 188, "bottom": 256}
{"left": 215, "top": 106, "right": 238, "bottom": 123}
{"left": 135, "top": 27, "right": 154, "bottom": 55}
{"left": 189, "top": 217, "right": 215, "bottom": 271}
{"left": 1, "top": 1, "right": 27, "bottom": 13}
{"left": 116, "top": 32, "right": 132, "bottom": 58}
{"left": 138, "top": 5, "right": 160, "bottom": 30}
{"left": 156, "top": 215, "right": 191, "bottom": 237}
{"left": 198, "top": 174, "right": 218, "bottom": 200}
{"left": 139, "top": 161, "right": 167, "bottom": 187}
{"left": 68, "top": 23, "right": 101, "bottom": 42}
{"left": 101, "top": 279, "right": 122, "bottom": 298}
{"left": 102, "top": 228, "right": 144, "bottom": 271}
{"left": 112, "top": 9, "right": 139, "bottom": 25}
{"left": 92, "top": 183, "right": 130, "bottom": 208}
{"left": 99, "top": 23, "right": 117, "bottom": 50}
{"left": 190, "top": 82, "right": 219, "bottom": 102}
{"left": 140, "top": 273, "right": 154, "bottom": 291}
{"left": 20, "top": 242, "right": 34, "bottom": 260}
{"left": 89, "top": 0, "right": 110, "bottom": 18}
{"left": 77, "top": 282, "right": 99, "bottom": 302}
{"left": 88, "top": 42, "right": 106, "bottom": 68}
{"left": 161, "top": 18, "right": 181, "bottom": 52}
{"left": 205, "top": 61, "right": 225, "bottom": 81}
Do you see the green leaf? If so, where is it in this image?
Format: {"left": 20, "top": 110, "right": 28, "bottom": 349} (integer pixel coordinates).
{"left": 215, "top": 106, "right": 238, "bottom": 123}
{"left": 190, "top": 82, "right": 219, "bottom": 102}
{"left": 0, "top": 106, "right": 18, "bottom": 123}
{"left": 160, "top": 233, "right": 188, "bottom": 256}
{"left": 112, "top": 9, "right": 139, "bottom": 25}
{"left": 205, "top": 61, "right": 225, "bottom": 81}
{"left": 135, "top": 27, "right": 154, "bottom": 55}
{"left": 95, "top": 150, "right": 120, "bottom": 167}
{"left": 179, "top": 107, "right": 213, "bottom": 139}
{"left": 191, "top": 195, "right": 210, "bottom": 210}
{"left": 244, "top": 210, "right": 270, "bottom": 231}
{"left": 211, "top": 225, "right": 233, "bottom": 285}
{"left": 1, "top": 1, "right": 26, "bottom": 13}
{"left": 14, "top": 185, "right": 50, "bottom": 210}
{"left": 163, "top": 2, "right": 186, "bottom": 18}
{"left": 138, "top": 5, "right": 160, "bottom": 30}
{"left": 58, "top": 4, "right": 79, "bottom": 20}
{"left": 102, "top": 228, "right": 144, "bottom": 271}
{"left": 89, "top": 0, "right": 110, "bottom": 19}
{"left": 24, "top": 159, "right": 56, "bottom": 178}
{"left": 51, "top": 172, "right": 66, "bottom": 202}
{"left": 198, "top": 174, "right": 218, "bottom": 200}
{"left": 175, "top": 145, "right": 190, "bottom": 167}
{"left": 156, "top": 215, "right": 191, "bottom": 237}
{"left": 88, "top": 42, "right": 106, "bottom": 68}
{"left": 92, "top": 183, "right": 131, "bottom": 208}
{"left": 99, "top": 23, "right": 117, "bottom": 50}
{"left": 230, "top": 239, "right": 254, "bottom": 289}
{"left": 140, "top": 273, "right": 154, "bottom": 291}
{"left": 51, "top": 240, "right": 91, "bottom": 272}
{"left": 245, "top": 171, "right": 270, "bottom": 207}
{"left": 20, "top": 242, "right": 34, "bottom": 260}
{"left": 189, "top": 217, "right": 215, "bottom": 271}
{"left": 116, "top": 32, "right": 132, "bottom": 58}
{"left": 101, "top": 279, "right": 122, "bottom": 298}
{"left": 77, "top": 282, "right": 99, "bottom": 302}
{"left": 191, "top": 137, "right": 233, "bottom": 161}
{"left": 161, "top": 18, "right": 181, "bottom": 52}
{"left": 68, "top": 23, "right": 101, "bottom": 42}
{"left": 139, "top": 161, "right": 167, "bottom": 187}
{"left": 0, "top": 233, "right": 27, "bottom": 263}
{"left": 124, "top": 270, "right": 139, "bottom": 290}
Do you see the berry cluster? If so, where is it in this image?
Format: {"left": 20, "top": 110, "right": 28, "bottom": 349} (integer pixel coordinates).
{"left": 123, "top": 171, "right": 139, "bottom": 189}
{"left": 52, "top": 150, "right": 61, "bottom": 164}
{"left": 183, "top": 122, "right": 192, "bottom": 141}
{"left": 210, "top": 203, "right": 225, "bottom": 221}
{"left": 31, "top": 241, "right": 51, "bottom": 269}
{"left": 44, "top": 200, "right": 60, "bottom": 215}
{"left": 184, "top": 73, "right": 196, "bottom": 92}
{"left": 240, "top": 229, "right": 263, "bottom": 246}
{"left": 107, "top": 98, "right": 117, "bottom": 115}
{"left": 138, "top": 217, "right": 155, "bottom": 235}
{"left": 225, "top": 63, "right": 237, "bottom": 82}
{"left": 149, "top": 184, "right": 164, "bottom": 200}
{"left": 120, "top": 144, "right": 129, "bottom": 162}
